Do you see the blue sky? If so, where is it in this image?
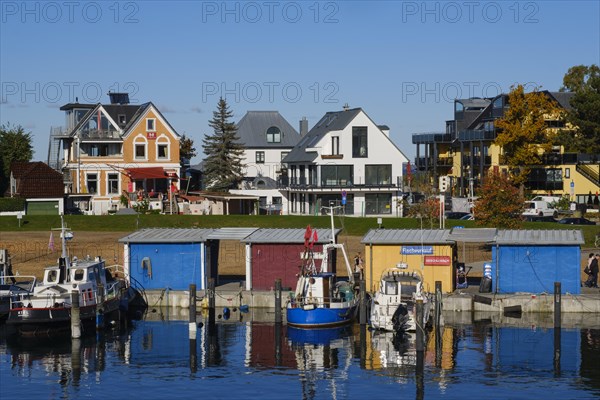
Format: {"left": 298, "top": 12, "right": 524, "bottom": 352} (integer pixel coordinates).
{"left": 1, "top": 1, "right": 599, "bottom": 164}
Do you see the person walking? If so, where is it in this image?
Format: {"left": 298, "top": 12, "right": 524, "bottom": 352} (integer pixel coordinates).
{"left": 354, "top": 252, "right": 364, "bottom": 281}
{"left": 590, "top": 254, "right": 599, "bottom": 288}
{"left": 584, "top": 253, "right": 594, "bottom": 287}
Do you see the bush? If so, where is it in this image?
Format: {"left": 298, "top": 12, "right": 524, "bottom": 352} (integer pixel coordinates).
{"left": 0, "top": 197, "right": 26, "bottom": 212}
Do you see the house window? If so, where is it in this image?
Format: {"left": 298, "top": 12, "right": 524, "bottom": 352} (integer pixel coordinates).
{"left": 365, "top": 193, "right": 392, "bottom": 215}
{"left": 107, "top": 173, "right": 119, "bottom": 194}
{"left": 118, "top": 114, "right": 126, "bottom": 125}
{"left": 256, "top": 151, "right": 265, "bottom": 164}
{"left": 352, "top": 127, "right": 368, "bottom": 158}
{"left": 332, "top": 136, "right": 340, "bottom": 155}
{"left": 321, "top": 165, "right": 353, "bottom": 187}
{"left": 146, "top": 119, "right": 156, "bottom": 132}
{"left": 565, "top": 168, "right": 570, "bottom": 179}
{"left": 157, "top": 143, "right": 168, "bottom": 159}
{"left": 86, "top": 173, "right": 98, "bottom": 194}
{"left": 365, "top": 165, "right": 392, "bottom": 185}
{"left": 266, "top": 126, "right": 281, "bottom": 143}
{"left": 135, "top": 140, "right": 147, "bottom": 160}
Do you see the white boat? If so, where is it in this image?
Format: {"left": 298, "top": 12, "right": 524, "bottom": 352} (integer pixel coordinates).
{"left": 0, "top": 275, "right": 37, "bottom": 321}
{"left": 369, "top": 265, "right": 431, "bottom": 333}
{"left": 6, "top": 217, "right": 136, "bottom": 337}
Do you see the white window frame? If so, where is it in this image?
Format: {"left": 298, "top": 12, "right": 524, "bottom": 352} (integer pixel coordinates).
{"left": 107, "top": 172, "right": 120, "bottom": 195}
{"left": 146, "top": 118, "right": 156, "bottom": 132}
{"left": 156, "top": 135, "right": 170, "bottom": 160}
{"left": 86, "top": 172, "right": 98, "bottom": 195}
{"left": 256, "top": 151, "right": 265, "bottom": 164}
{"left": 134, "top": 136, "right": 148, "bottom": 160}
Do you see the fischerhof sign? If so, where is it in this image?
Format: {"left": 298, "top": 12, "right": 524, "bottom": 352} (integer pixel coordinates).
{"left": 424, "top": 256, "right": 451, "bottom": 266}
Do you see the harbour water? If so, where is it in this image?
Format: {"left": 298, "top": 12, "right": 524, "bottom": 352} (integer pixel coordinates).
{"left": 1, "top": 308, "right": 599, "bottom": 400}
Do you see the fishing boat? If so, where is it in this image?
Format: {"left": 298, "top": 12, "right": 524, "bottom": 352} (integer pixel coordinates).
{"left": 369, "top": 264, "right": 431, "bottom": 333}
{"left": 286, "top": 207, "right": 358, "bottom": 328}
{"left": 6, "top": 217, "right": 132, "bottom": 337}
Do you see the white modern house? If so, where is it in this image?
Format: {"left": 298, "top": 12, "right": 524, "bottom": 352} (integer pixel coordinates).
{"left": 230, "top": 111, "right": 302, "bottom": 214}
{"left": 282, "top": 107, "right": 409, "bottom": 216}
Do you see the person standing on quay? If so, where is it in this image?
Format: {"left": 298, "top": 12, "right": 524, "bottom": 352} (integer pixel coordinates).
{"left": 589, "top": 254, "right": 599, "bottom": 288}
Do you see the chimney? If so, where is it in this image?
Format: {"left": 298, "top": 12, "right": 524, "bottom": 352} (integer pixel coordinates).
{"left": 378, "top": 125, "right": 390, "bottom": 137}
{"left": 343, "top": 103, "right": 349, "bottom": 111}
{"left": 299, "top": 117, "right": 308, "bottom": 136}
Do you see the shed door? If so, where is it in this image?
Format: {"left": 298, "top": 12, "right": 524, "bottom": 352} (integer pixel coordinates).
{"left": 27, "top": 201, "right": 59, "bottom": 215}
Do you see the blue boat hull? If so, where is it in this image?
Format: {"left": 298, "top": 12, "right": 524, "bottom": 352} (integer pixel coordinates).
{"left": 286, "top": 304, "right": 357, "bottom": 328}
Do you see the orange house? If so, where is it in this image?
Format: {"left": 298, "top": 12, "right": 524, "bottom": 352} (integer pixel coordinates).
{"left": 48, "top": 93, "right": 181, "bottom": 215}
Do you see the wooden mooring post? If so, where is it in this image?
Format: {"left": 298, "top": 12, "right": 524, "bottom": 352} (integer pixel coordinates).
{"left": 553, "top": 281, "right": 561, "bottom": 375}
{"left": 416, "top": 299, "right": 424, "bottom": 352}
{"left": 71, "top": 290, "right": 81, "bottom": 339}
{"left": 554, "top": 282, "right": 561, "bottom": 328}
{"left": 434, "top": 281, "right": 442, "bottom": 328}
{"left": 189, "top": 284, "right": 197, "bottom": 339}
{"left": 359, "top": 280, "right": 367, "bottom": 325}
{"left": 208, "top": 278, "right": 215, "bottom": 328}
{"left": 274, "top": 279, "right": 282, "bottom": 324}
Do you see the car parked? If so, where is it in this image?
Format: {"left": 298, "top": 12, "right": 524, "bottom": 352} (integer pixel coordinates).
{"left": 445, "top": 211, "right": 470, "bottom": 220}
{"left": 523, "top": 215, "right": 558, "bottom": 222}
{"left": 557, "top": 217, "right": 597, "bottom": 225}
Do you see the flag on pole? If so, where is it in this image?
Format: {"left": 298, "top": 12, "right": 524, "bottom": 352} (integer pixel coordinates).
{"left": 309, "top": 230, "right": 318, "bottom": 249}
{"left": 48, "top": 232, "right": 55, "bottom": 252}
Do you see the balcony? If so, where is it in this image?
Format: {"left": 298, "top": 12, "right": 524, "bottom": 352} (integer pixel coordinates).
{"left": 412, "top": 132, "right": 452, "bottom": 144}
{"left": 79, "top": 129, "right": 122, "bottom": 141}
{"left": 458, "top": 130, "right": 496, "bottom": 141}
{"left": 461, "top": 155, "right": 491, "bottom": 166}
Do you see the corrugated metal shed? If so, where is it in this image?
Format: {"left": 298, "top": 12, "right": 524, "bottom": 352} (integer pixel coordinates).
{"left": 206, "top": 227, "right": 259, "bottom": 240}
{"left": 118, "top": 228, "right": 216, "bottom": 243}
{"left": 448, "top": 228, "right": 497, "bottom": 243}
{"left": 243, "top": 228, "right": 340, "bottom": 244}
{"left": 495, "top": 229, "right": 584, "bottom": 245}
{"left": 361, "top": 229, "right": 450, "bottom": 244}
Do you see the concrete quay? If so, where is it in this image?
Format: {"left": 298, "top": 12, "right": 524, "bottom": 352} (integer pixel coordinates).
{"left": 144, "top": 283, "right": 600, "bottom": 314}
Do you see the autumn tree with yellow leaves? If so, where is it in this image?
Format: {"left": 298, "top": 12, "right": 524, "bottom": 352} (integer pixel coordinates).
{"left": 494, "top": 85, "right": 560, "bottom": 197}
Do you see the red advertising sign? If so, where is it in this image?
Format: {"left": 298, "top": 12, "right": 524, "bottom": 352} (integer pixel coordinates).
{"left": 147, "top": 132, "right": 156, "bottom": 139}
{"left": 424, "top": 256, "right": 451, "bottom": 266}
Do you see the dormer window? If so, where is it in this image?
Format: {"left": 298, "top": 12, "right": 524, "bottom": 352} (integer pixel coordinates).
{"left": 266, "top": 126, "right": 281, "bottom": 143}
{"left": 146, "top": 118, "right": 156, "bottom": 132}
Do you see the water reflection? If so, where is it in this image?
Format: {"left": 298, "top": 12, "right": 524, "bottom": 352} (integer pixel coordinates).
{"left": 1, "top": 309, "right": 599, "bottom": 399}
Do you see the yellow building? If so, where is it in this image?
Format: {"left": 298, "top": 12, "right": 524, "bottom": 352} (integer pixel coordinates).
{"left": 361, "top": 229, "right": 455, "bottom": 294}
{"left": 49, "top": 93, "right": 181, "bottom": 215}
{"left": 413, "top": 92, "right": 599, "bottom": 203}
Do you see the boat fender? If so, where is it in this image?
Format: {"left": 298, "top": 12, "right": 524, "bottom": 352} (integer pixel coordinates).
{"left": 239, "top": 305, "right": 249, "bottom": 313}
{"left": 223, "top": 307, "right": 230, "bottom": 320}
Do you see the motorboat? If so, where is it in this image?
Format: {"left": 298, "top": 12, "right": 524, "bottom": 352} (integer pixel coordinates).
{"left": 6, "top": 217, "right": 132, "bottom": 337}
{"left": 286, "top": 207, "right": 358, "bottom": 328}
{"left": 0, "top": 274, "right": 36, "bottom": 321}
{"left": 369, "top": 265, "right": 431, "bottom": 333}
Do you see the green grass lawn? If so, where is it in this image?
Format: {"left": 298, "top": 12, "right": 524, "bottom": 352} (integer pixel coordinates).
{"left": 1, "top": 214, "right": 598, "bottom": 246}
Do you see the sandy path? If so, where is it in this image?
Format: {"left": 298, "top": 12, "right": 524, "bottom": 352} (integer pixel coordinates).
{"left": 0, "top": 232, "right": 365, "bottom": 279}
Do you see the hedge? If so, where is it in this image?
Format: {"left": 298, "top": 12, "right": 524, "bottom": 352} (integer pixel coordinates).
{"left": 0, "top": 197, "right": 26, "bottom": 212}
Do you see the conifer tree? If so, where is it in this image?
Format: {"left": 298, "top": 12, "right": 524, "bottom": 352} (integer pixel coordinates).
{"left": 202, "top": 98, "right": 244, "bottom": 192}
